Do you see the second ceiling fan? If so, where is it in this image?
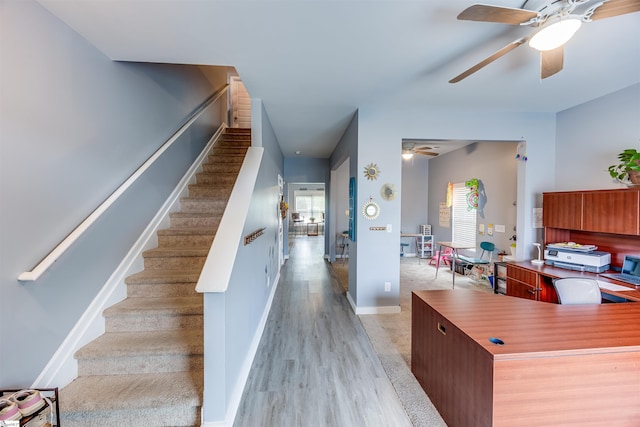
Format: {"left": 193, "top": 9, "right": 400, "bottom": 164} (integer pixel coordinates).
{"left": 449, "top": 0, "right": 640, "bottom": 83}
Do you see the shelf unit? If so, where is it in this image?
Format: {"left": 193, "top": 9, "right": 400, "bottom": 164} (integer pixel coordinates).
{"left": 416, "top": 234, "right": 434, "bottom": 259}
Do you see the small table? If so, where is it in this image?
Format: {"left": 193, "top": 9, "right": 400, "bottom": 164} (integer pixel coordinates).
{"left": 307, "top": 222, "right": 319, "bottom": 236}
{"left": 435, "top": 241, "right": 475, "bottom": 287}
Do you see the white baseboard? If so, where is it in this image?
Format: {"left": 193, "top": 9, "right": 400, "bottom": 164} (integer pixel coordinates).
{"left": 345, "top": 291, "right": 401, "bottom": 315}
{"left": 32, "top": 126, "right": 224, "bottom": 389}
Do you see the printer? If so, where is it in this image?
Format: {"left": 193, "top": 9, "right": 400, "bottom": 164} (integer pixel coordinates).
{"left": 544, "top": 243, "right": 611, "bottom": 273}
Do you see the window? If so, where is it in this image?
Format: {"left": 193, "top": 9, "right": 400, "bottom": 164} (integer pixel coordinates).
{"left": 294, "top": 190, "right": 325, "bottom": 221}
{"left": 452, "top": 182, "right": 476, "bottom": 248}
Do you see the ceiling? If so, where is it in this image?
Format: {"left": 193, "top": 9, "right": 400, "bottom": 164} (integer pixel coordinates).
{"left": 38, "top": 0, "right": 640, "bottom": 158}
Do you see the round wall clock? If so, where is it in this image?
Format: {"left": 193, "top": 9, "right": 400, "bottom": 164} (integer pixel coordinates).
{"left": 363, "top": 163, "right": 380, "bottom": 180}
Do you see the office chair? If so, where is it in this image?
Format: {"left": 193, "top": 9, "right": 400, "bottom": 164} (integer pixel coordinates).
{"left": 553, "top": 278, "right": 602, "bottom": 305}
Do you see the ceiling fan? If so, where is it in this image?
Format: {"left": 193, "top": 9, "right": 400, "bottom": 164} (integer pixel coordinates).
{"left": 402, "top": 141, "right": 439, "bottom": 159}
{"left": 449, "top": 0, "right": 640, "bottom": 83}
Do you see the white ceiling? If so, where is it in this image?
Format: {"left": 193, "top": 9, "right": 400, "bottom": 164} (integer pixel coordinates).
{"left": 38, "top": 0, "right": 640, "bottom": 158}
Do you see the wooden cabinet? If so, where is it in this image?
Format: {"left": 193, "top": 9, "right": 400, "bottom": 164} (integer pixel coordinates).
{"left": 543, "top": 192, "right": 583, "bottom": 230}
{"left": 506, "top": 264, "right": 539, "bottom": 300}
{"left": 506, "top": 264, "right": 558, "bottom": 303}
{"left": 543, "top": 188, "right": 639, "bottom": 235}
{"left": 582, "top": 190, "right": 639, "bottom": 235}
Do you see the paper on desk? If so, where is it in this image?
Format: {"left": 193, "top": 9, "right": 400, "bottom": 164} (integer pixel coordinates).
{"left": 598, "top": 281, "right": 634, "bottom": 292}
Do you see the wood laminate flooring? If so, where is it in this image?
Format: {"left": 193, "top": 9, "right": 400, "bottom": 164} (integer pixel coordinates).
{"left": 234, "top": 236, "right": 412, "bottom": 427}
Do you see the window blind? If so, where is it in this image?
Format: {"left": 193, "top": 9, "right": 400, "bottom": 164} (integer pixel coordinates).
{"left": 452, "top": 182, "right": 476, "bottom": 248}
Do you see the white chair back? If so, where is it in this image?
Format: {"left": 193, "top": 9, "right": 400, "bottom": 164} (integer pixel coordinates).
{"left": 553, "top": 278, "right": 602, "bottom": 305}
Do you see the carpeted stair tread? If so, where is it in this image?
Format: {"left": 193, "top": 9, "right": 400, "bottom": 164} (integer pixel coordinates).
{"left": 76, "top": 329, "right": 203, "bottom": 359}
{"left": 104, "top": 296, "right": 203, "bottom": 317}
{"left": 156, "top": 227, "right": 217, "bottom": 236}
{"left": 125, "top": 269, "right": 201, "bottom": 284}
{"left": 143, "top": 247, "right": 211, "bottom": 258}
{"left": 59, "top": 371, "right": 203, "bottom": 413}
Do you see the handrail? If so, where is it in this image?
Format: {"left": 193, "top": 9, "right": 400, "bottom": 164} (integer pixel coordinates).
{"left": 18, "top": 85, "right": 229, "bottom": 282}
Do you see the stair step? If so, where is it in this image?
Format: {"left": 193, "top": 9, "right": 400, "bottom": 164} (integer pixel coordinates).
{"left": 216, "top": 139, "right": 251, "bottom": 148}
{"left": 179, "top": 196, "right": 228, "bottom": 213}
{"left": 125, "top": 269, "right": 200, "bottom": 298}
{"left": 76, "top": 329, "right": 203, "bottom": 375}
{"left": 210, "top": 146, "right": 248, "bottom": 156}
{"left": 187, "top": 184, "right": 232, "bottom": 198}
{"left": 206, "top": 154, "right": 245, "bottom": 164}
{"left": 169, "top": 212, "right": 222, "bottom": 229}
{"left": 202, "top": 162, "right": 242, "bottom": 173}
{"left": 59, "top": 371, "right": 202, "bottom": 427}
{"left": 104, "top": 296, "right": 203, "bottom": 332}
{"left": 195, "top": 172, "right": 238, "bottom": 185}
{"left": 156, "top": 226, "right": 216, "bottom": 247}
{"left": 142, "top": 247, "right": 209, "bottom": 270}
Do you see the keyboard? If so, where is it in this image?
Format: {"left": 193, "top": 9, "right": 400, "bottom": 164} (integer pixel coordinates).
{"left": 601, "top": 273, "right": 640, "bottom": 286}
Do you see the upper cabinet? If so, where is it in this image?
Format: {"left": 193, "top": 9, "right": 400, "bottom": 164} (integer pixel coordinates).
{"left": 582, "top": 190, "right": 639, "bottom": 235}
{"left": 542, "top": 192, "right": 583, "bottom": 230}
{"left": 543, "top": 188, "right": 639, "bottom": 235}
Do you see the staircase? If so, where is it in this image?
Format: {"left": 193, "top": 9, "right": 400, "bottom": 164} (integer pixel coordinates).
{"left": 59, "top": 128, "right": 251, "bottom": 427}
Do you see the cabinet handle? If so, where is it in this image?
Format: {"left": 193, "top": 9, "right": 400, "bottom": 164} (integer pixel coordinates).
{"left": 527, "top": 288, "right": 542, "bottom": 294}
{"left": 437, "top": 322, "right": 446, "bottom": 336}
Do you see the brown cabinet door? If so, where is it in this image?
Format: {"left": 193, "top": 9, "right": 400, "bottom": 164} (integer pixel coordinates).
{"left": 582, "top": 190, "right": 639, "bottom": 235}
{"left": 543, "top": 192, "right": 583, "bottom": 230}
{"left": 507, "top": 279, "right": 538, "bottom": 300}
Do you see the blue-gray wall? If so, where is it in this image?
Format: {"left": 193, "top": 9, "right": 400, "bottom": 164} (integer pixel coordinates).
{"left": 0, "top": 0, "right": 231, "bottom": 386}
{"left": 555, "top": 83, "right": 640, "bottom": 191}
{"left": 427, "top": 142, "right": 519, "bottom": 256}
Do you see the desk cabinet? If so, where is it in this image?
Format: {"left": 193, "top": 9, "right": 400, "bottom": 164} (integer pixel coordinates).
{"left": 506, "top": 264, "right": 539, "bottom": 300}
{"left": 412, "top": 290, "right": 640, "bottom": 427}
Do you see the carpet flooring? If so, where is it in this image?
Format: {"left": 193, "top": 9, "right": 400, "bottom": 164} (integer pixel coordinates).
{"left": 329, "top": 256, "right": 493, "bottom": 426}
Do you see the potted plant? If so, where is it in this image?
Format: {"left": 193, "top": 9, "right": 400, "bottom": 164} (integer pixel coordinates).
{"left": 608, "top": 148, "right": 640, "bottom": 186}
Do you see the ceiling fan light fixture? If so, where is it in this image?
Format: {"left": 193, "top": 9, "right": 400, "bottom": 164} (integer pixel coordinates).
{"left": 402, "top": 150, "right": 414, "bottom": 160}
{"left": 529, "top": 18, "right": 582, "bottom": 51}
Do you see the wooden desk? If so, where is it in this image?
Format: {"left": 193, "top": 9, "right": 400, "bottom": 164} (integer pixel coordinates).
{"left": 412, "top": 289, "right": 640, "bottom": 427}
{"left": 434, "top": 241, "right": 475, "bottom": 286}
{"left": 507, "top": 261, "right": 640, "bottom": 302}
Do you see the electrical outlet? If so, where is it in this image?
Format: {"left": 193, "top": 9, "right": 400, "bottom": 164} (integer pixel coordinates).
{"left": 384, "top": 282, "right": 391, "bottom": 292}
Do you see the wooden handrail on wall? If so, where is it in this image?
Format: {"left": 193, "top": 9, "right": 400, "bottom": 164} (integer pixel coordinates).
{"left": 18, "top": 85, "right": 229, "bottom": 282}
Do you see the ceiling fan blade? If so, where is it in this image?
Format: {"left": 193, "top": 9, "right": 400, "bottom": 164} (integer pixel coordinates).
{"left": 457, "top": 4, "right": 539, "bottom": 24}
{"left": 449, "top": 38, "right": 527, "bottom": 83}
{"left": 540, "top": 46, "right": 564, "bottom": 79}
{"left": 417, "top": 152, "right": 439, "bottom": 157}
{"left": 590, "top": 0, "right": 640, "bottom": 20}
